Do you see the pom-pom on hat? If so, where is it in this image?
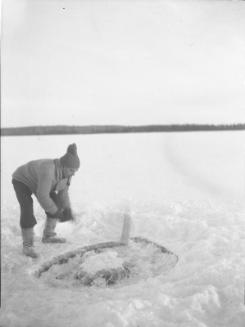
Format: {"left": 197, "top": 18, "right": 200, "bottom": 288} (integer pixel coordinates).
{"left": 60, "top": 143, "right": 80, "bottom": 169}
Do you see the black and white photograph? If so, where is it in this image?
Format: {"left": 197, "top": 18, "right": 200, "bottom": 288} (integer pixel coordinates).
{"left": 1, "top": 0, "right": 245, "bottom": 326}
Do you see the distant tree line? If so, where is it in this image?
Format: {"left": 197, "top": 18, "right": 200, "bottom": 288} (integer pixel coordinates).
{"left": 1, "top": 124, "right": 245, "bottom": 136}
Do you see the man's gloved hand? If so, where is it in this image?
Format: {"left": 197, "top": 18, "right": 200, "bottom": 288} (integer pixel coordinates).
{"left": 59, "top": 207, "right": 75, "bottom": 222}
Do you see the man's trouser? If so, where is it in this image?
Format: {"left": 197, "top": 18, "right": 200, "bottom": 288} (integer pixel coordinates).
{"left": 12, "top": 179, "right": 37, "bottom": 229}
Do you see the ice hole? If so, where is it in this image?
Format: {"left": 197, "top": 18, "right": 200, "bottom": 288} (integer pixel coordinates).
{"left": 35, "top": 237, "right": 178, "bottom": 288}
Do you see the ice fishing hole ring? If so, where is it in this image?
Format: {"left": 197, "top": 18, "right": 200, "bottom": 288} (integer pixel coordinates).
{"left": 35, "top": 237, "right": 178, "bottom": 287}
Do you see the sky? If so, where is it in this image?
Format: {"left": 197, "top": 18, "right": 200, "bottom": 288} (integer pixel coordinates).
{"left": 2, "top": 0, "right": 245, "bottom": 127}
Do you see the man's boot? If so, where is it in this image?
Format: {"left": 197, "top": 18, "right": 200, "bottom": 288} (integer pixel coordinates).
{"left": 21, "top": 228, "right": 39, "bottom": 258}
{"left": 42, "top": 218, "right": 66, "bottom": 243}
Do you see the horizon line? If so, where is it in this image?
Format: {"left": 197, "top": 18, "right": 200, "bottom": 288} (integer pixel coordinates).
{"left": 1, "top": 123, "right": 245, "bottom": 136}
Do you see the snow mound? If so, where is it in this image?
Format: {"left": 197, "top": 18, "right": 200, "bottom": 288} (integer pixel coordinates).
{"left": 80, "top": 250, "right": 124, "bottom": 274}
{"left": 36, "top": 237, "right": 178, "bottom": 288}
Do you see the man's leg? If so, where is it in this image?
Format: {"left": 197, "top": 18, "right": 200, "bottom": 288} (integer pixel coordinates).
{"left": 12, "top": 179, "right": 38, "bottom": 258}
{"left": 42, "top": 192, "right": 66, "bottom": 243}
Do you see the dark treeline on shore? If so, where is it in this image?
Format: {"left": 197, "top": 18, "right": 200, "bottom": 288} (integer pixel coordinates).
{"left": 1, "top": 124, "right": 245, "bottom": 136}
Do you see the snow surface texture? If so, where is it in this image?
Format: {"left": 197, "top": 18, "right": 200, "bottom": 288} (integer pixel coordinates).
{"left": 1, "top": 133, "right": 245, "bottom": 327}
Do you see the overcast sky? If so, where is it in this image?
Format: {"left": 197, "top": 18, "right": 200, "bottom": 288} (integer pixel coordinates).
{"left": 2, "top": 0, "right": 245, "bottom": 127}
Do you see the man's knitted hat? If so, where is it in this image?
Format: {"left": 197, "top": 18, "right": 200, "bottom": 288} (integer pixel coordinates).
{"left": 60, "top": 143, "right": 80, "bottom": 169}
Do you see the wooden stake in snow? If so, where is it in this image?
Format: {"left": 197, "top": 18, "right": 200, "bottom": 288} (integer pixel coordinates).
{"left": 120, "top": 212, "right": 131, "bottom": 245}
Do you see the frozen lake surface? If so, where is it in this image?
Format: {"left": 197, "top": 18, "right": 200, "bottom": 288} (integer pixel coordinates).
{"left": 1, "top": 132, "right": 245, "bottom": 327}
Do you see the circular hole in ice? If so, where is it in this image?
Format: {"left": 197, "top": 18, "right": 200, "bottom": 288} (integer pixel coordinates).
{"left": 35, "top": 237, "right": 178, "bottom": 288}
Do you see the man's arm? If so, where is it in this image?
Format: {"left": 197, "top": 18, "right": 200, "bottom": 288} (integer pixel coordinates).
{"left": 36, "top": 164, "right": 58, "bottom": 214}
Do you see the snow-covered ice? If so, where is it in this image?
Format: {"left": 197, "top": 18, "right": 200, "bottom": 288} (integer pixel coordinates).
{"left": 80, "top": 251, "right": 125, "bottom": 275}
{"left": 1, "top": 132, "right": 245, "bottom": 327}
